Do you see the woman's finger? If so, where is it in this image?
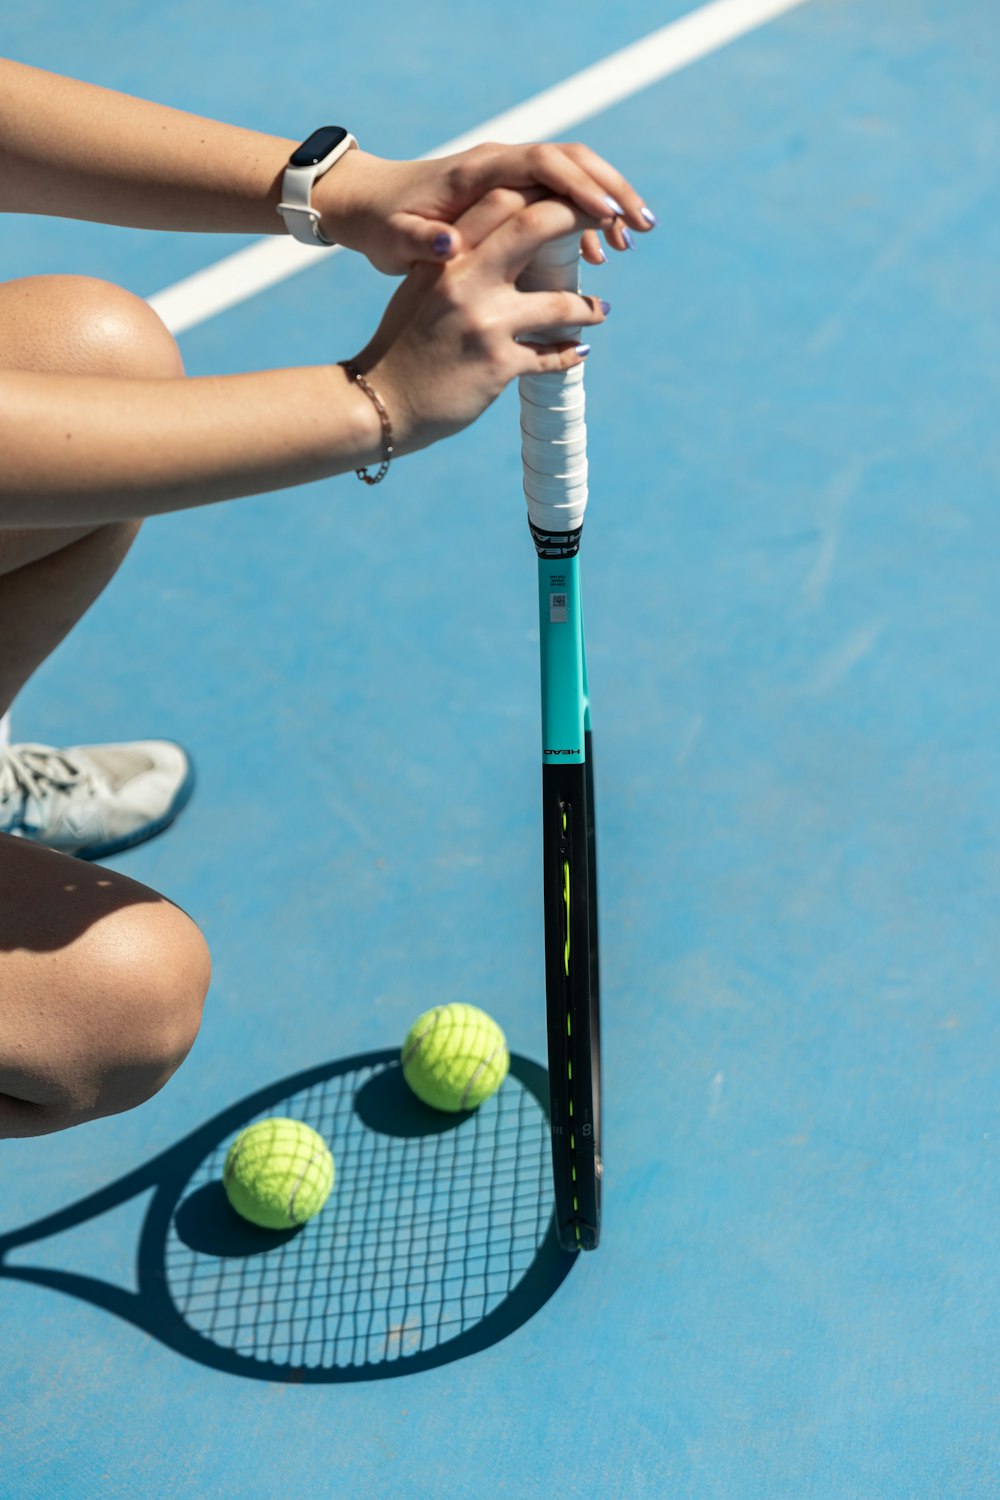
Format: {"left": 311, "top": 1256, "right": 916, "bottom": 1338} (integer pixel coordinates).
{"left": 456, "top": 141, "right": 654, "bottom": 241}
{"left": 473, "top": 196, "right": 599, "bottom": 285}
{"left": 514, "top": 338, "right": 594, "bottom": 377}
{"left": 386, "top": 211, "right": 464, "bottom": 266}
{"left": 450, "top": 184, "right": 548, "bottom": 251}
{"left": 511, "top": 289, "right": 609, "bottom": 344}
{"left": 559, "top": 140, "right": 657, "bottom": 237}
{"left": 580, "top": 229, "right": 607, "bottom": 265}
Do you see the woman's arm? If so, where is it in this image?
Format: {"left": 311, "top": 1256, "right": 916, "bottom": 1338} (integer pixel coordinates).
{"left": 0, "top": 59, "right": 655, "bottom": 267}
{"left": 0, "top": 58, "right": 298, "bottom": 234}
{"left": 0, "top": 195, "right": 608, "bottom": 528}
{"left": 0, "top": 363, "right": 383, "bottom": 526}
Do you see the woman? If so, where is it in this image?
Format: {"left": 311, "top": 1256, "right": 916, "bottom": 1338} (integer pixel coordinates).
{"left": 0, "top": 58, "right": 654, "bottom": 1137}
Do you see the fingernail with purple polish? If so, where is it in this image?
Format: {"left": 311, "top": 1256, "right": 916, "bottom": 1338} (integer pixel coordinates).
{"left": 575, "top": 344, "right": 592, "bottom": 357}
{"left": 433, "top": 232, "right": 452, "bottom": 256}
{"left": 599, "top": 300, "right": 611, "bottom": 316}
{"left": 622, "top": 227, "right": 636, "bottom": 250}
{"left": 596, "top": 248, "right": 608, "bottom": 264}
{"left": 604, "top": 194, "right": 625, "bottom": 217}
{"left": 640, "top": 206, "right": 658, "bottom": 226}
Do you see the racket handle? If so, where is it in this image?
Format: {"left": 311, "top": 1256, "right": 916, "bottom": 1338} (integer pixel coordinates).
{"left": 517, "top": 234, "right": 589, "bottom": 548}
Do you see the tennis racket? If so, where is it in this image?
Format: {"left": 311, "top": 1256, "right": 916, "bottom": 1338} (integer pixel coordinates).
{"left": 0, "top": 1052, "right": 573, "bottom": 1381}
{"left": 518, "top": 234, "right": 602, "bottom": 1252}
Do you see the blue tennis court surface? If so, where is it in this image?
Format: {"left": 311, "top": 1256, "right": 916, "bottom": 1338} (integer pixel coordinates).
{"left": 2, "top": 2, "right": 998, "bottom": 1495}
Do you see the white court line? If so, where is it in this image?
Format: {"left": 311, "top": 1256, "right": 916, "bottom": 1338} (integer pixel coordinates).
{"left": 148, "top": 0, "right": 812, "bottom": 335}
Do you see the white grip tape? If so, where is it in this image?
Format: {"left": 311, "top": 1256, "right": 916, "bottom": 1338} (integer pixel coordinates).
{"left": 517, "top": 235, "right": 588, "bottom": 535}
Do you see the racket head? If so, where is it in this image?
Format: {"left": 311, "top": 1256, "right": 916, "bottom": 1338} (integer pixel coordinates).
{"left": 0, "top": 1052, "right": 576, "bottom": 1381}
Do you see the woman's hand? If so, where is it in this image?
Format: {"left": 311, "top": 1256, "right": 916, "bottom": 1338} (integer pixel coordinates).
{"left": 346, "top": 193, "right": 610, "bottom": 455}
{"left": 315, "top": 142, "right": 655, "bottom": 274}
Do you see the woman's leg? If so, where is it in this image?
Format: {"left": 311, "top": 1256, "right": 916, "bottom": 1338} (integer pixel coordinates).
{"left": 0, "top": 274, "right": 193, "bottom": 856}
{"left": 0, "top": 275, "right": 209, "bottom": 1135}
{"left": 0, "top": 273, "right": 184, "bottom": 694}
{"left": 0, "top": 832, "right": 211, "bottom": 1137}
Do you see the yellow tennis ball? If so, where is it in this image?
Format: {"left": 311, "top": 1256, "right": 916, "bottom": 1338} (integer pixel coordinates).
{"left": 402, "top": 1003, "right": 510, "bottom": 1112}
{"left": 223, "top": 1117, "right": 335, "bottom": 1230}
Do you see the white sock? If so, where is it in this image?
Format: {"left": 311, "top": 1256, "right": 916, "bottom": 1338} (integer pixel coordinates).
{"left": 0, "top": 712, "right": 9, "bottom": 751}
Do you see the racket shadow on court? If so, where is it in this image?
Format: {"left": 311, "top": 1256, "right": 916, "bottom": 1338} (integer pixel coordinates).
{"left": 0, "top": 1050, "right": 576, "bottom": 1383}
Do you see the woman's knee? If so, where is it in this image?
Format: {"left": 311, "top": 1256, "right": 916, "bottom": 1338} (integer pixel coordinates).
{"left": 93, "top": 898, "right": 212, "bottom": 1098}
{"left": 0, "top": 276, "right": 181, "bottom": 581}
{"left": 0, "top": 273, "right": 184, "bottom": 380}
{"left": 0, "top": 898, "right": 211, "bottom": 1138}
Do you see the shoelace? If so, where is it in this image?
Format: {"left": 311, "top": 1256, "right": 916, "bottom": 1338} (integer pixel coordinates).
{"left": 0, "top": 744, "right": 99, "bottom": 817}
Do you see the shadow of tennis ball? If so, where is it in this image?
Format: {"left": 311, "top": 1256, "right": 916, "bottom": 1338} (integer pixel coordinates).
{"left": 174, "top": 1064, "right": 465, "bottom": 1255}
{"left": 174, "top": 1181, "right": 302, "bottom": 1258}
{"left": 172, "top": 1062, "right": 464, "bottom": 1260}
{"left": 354, "top": 1062, "right": 471, "bottom": 1139}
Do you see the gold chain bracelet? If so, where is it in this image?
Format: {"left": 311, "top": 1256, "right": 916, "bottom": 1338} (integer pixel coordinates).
{"left": 340, "top": 361, "right": 393, "bottom": 485}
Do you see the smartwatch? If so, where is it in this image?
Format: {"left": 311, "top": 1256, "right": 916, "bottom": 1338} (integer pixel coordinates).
{"left": 278, "top": 126, "right": 358, "bottom": 246}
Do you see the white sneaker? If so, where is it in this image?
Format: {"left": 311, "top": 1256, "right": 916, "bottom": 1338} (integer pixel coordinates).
{"left": 0, "top": 739, "right": 194, "bottom": 859}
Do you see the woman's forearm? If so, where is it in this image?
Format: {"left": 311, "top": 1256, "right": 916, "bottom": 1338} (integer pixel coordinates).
{"left": 0, "top": 363, "right": 383, "bottom": 526}
{"left": 0, "top": 59, "right": 656, "bottom": 273}
{"left": 0, "top": 58, "right": 300, "bottom": 234}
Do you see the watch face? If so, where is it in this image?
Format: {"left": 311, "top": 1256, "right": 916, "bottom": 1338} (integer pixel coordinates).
{"left": 289, "top": 126, "right": 350, "bottom": 168}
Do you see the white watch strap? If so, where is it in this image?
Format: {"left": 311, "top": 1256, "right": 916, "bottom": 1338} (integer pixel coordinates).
{"left": 278, "top": 132, "right": 357, "bottom": 247}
